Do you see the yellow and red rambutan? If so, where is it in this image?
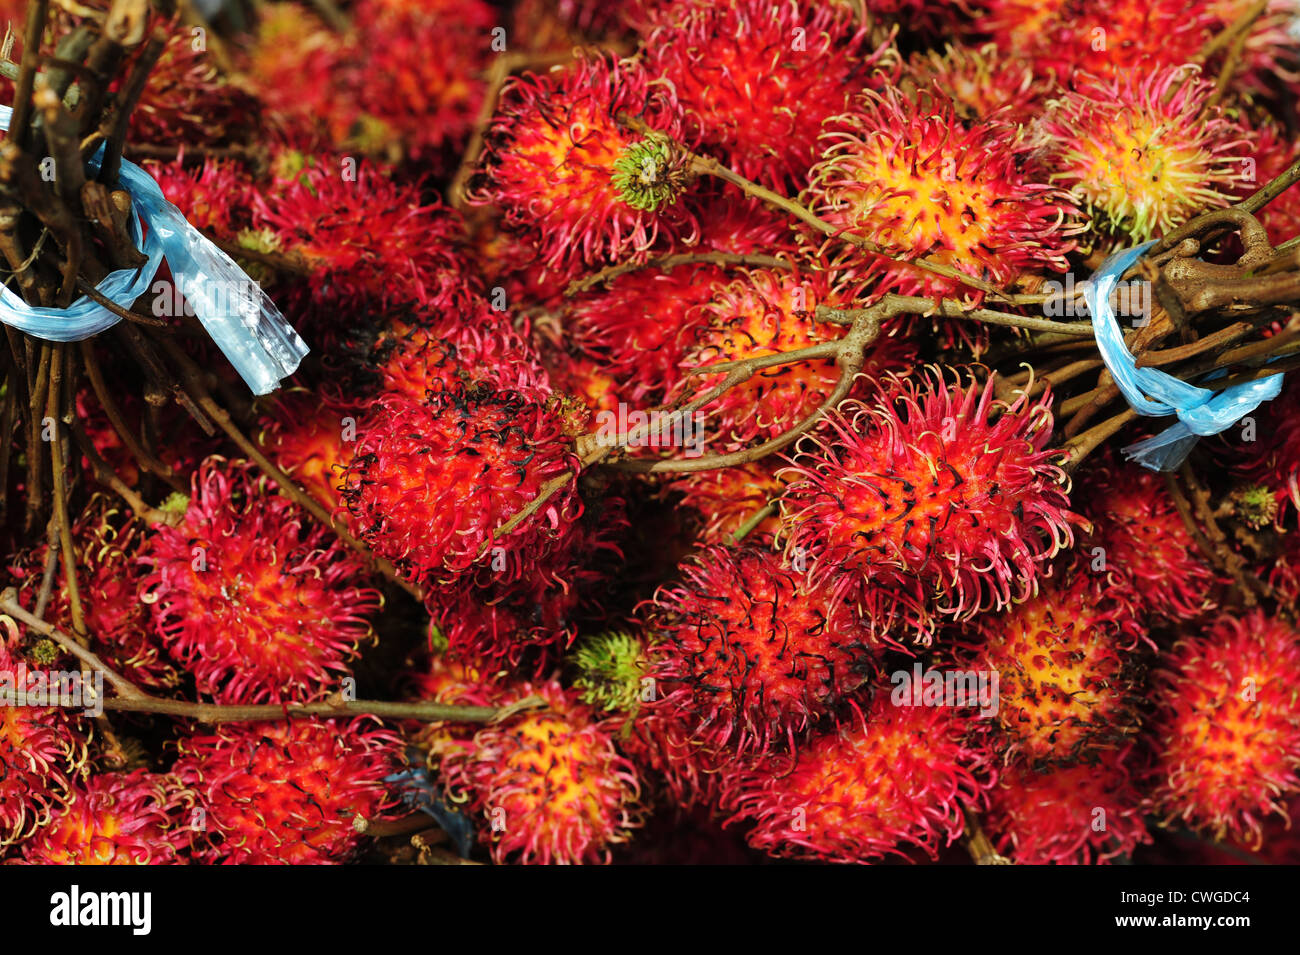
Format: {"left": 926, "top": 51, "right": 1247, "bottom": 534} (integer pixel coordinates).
{"left": 442, "top": 678, "right": 646, "bottom": 864}
{"left": 721, "top": 686, "right": 994, "bottom": 863}
{"left": 984, "top": 744, "right": 1153, "bottom": 865}
{"left": 18, "top": 770, "right": 193, "bottom": 865}
{"left": 1076, "top": 456, "right": 1220, "bottom": 621}
{"left": 130, "top": 27, "right": 259, "bottom": 149}
{"left": 906, "top": 41, "right": 1044, "bottom": 122}
{"left": 469, "top": 54, "right": 695, "bottom": 270}
{"left": 1145, "top": 611, "right": 1300, "bottom": 847}
{"left": 140, "top": 458, "right": 381, "bottom": 703}
{"left": 10, "top": 499, "right": 178, "bottom": 691}
{"left": 669, "top": 458, "right": 787, "bottom": 546}
{"left": 0, "top": 636, "right": 90, "bottom": 847}
{"left": 961, "top": 563, "right": 1149, "bottom": 765}
{"left": 643, "top": 545, "right": 883, "bottom": 756}
{"left": 1036, "top": 66, "right": 1250, "bottom": 243}
{"left": 175, "top": 717, "right": 401, "bottom": 865}
{"left": 805, "top": 87, "right": 1078, "bottom": 298}
{"left": 640, "top": 0, "right": 898, "bottom": 189}
{"left": 778, "top": 369, "right": 1081, "bottom": 632}
{"left": 257, "top": 391, "right": 360, "bottom": 515}
{"left": 341, "top": 388, "right": 580, "bottom": 588}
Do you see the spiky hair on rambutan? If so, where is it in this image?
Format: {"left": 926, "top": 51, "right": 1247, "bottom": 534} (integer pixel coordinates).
{"left": 468, "top": 53, "right": 696, "bottom": 270}
{"left": 777, "top": 368, "right": 1082, "bottom": 634}
{"left": 140, "top": 457, "right": 381, "bottom": 704}
{"left": 1036, "top": 65, "right": 1251, "bottom": 244}
{"left": 804, "top": 86, "right": 1078, "bottom": 298}
{"left": 1145, "top": 611, "right": 1300, "bottom": 848}
{"left": 1235, "top": 120, "right": 1300, "bottom": 248}
{"left": 341, "top": 387, "right": 580, "bottom": 589}
{"left": 960, "top": 559, "right": 1149, "bottom": 766}
{"left": 10, "top": 498, "right": 177, "bottom": 691}
{"left": 571, "top": 630, "right": 650, "bottom": 715}
{"left": 17, "top": 770, "right": 194, "bottom": 865}
{"left": 145, "top": 156, "right": 259, "bottom": 238}
{"left": 175, "top": 717, "right": 401, "bottom": 865}
{"left": 442, "top": 677, "right": 646, "bottom": 864}
{"left": 639, "top": 0, "right": 897, "bottom": 189}
{"left": 0, "top": 635, "right": 90, "bottom": 848}
{"left": 906, "top": 41, "right": 1044, "bottom": 122}
{"left": 1074, "top": 455, "right": 1220, "bottom": 621}
{"left": 257, "top": 390, "right": 361, "bottom": 515}
{"left": 668, "top": 458, "right": 787, "bottom": 546}
{"left": 642, "top": 545, "right": 884, "bottom": 757}
{"left": 984, "top": 744, "right": 1153, "bottom": 865}
{"left": 720, "top": 684, "right": 994, "bottom": 863}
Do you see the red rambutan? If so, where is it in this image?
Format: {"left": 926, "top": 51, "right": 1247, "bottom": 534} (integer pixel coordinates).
{"left": 669, "top": 459, "right": 787, "bottom": 546}
{"left": 175, "top": 717, "right": 400, "bottom": 865}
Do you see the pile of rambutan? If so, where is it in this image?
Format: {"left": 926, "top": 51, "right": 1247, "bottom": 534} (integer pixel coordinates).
{"left": 3, "top": 0, "right": 1300, "bottom": 870}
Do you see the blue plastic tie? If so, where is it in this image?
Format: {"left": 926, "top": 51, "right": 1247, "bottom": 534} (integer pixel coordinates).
{"left": 1082, "top": 240, "right": 1284, "bottom": 472}
{"left": 0, "top": 104, "right": 307, "bottom": 395}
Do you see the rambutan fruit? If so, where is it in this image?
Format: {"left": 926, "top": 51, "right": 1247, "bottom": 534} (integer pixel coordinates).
{"left": 778, "top": 369, "right": 1081, "bottom": 631}
{"left": 175, "top": 717, "right": 401, "bottom": 865}
{"left": 1145, "top": 611, "right": 1300, "bottom": 847}
{"left": 1036, "top": 66, "right": 1250, "bottom": 243}
{"left": 140, "top": 458, "right": 381, "bottom": 703}
{"left": 242, "top": 3, "right": 350, "bottom": 147}
{"left": 406, "top": 652, "right": 503, "bottom": 768}
{"left": 961, "top": 564, "right": 1148, "bottom": 765}
{"left": 669, "top": 459, "right": 787, "bottom": 546}
{"left": 640, "top": 0, "right": 897, "bottom": 189}
{"left": 257, "top": 391, "right": 360, "bottom": 514}
{"left": 1238, "top": 121, "right": 1300, "bottom": 248}
{"left": 0, "top": 637, "right": 90, "bottom": 846}
{"left": 1231, "top": 375, "right": 1300, "bottom": 526}
{"left": 18, "top": 770, "right": 193, "bottom": 865}
{"left": 469, "top": 54, "right": 695, "bottom": 270}
{"left": 984, "top": 744, "right": 1153, "bottom": 864}
{"left": 906, "top": 41, "right": 1044, "bottom": 122}
{"left": 721, "top": 686, "right": 994, "bottom": 863}
{"left": 1075, "top": 456, "right": 1220, "bottom": 621}
{"left": 805, "top": 87, "right": 1078, "bottom": 298}
{"left": 146, "top": 156, "right": 259, "bottom": 238}
{"left": 571, "top": 630, "right": 651, "bottom": 715}
{"left": 442, "top": 678, "right": 646, "bottom": 864}
{"left": 642, "top": 545, "right": 883, "bottom": 756}
{"left": 130, "top": 28, "right": 259, "bottom": 149}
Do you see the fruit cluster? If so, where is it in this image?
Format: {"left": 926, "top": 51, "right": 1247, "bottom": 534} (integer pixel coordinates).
{"left": 1, "top": 0, "right": 1299, "bottom": 865}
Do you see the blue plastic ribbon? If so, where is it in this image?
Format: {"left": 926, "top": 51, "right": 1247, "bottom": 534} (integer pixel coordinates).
{"left": 1082, "top": 240, "right": 1284, "bottom": 472}
{"left": 0, "top": 105, "right": 306, "bottom": 395}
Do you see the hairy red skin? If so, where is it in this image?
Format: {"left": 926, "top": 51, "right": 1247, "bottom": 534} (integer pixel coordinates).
{"left": 341, "top": 389, "right": 580, "bottom": 588}
{"left": 642, "top": 545, "right": 884, "bottom": 758}
{"left": 1145, "top": 611, "right": 1300, "bottom": 848}
{"left": 147, "top": 157, "right": 259, "bottom": 238}
{"left": 442, "top": 679, "right": 646, "bottom": 864}
{"left": 778, "top": 370, "right": 1082, "bottom": 636}
{"left": 669, "top": 458, "right": 787, "bottom": 546}
{"left": 721, "top": 687, "right": 994, "bottom": 863}
{"left": 640, "top": 0, "right": 898, "bottom": 188}
{"left": 986, "top": 744, "right": 1153, "bottom": 865}
{"left": 961, "top": 561, "right": 1149, "bottom": 766}
{"left": 131, "top": 28, "right": 258, "bottom": 149}
{"left": 906, "top": 41, "right": 1046, "bottom": 123}
{"left": 18, "top": 770, "right": 194, "bottom": 865}
{"left": 141, "top": 458, "right": 380, "bottom": 704}
{"left": 1076, "top": 456, "right": 1220, "bottom": 621}
{"left": 0, "top": 638, "right": 90, "bottom": 848}
{"left": 174, "top": 718, "right": 401, "bottom": 865}
{"left": 469, "top": 54, "right": 695, "bottom": 270}
{"left": 806, "top": 87, "right": 1078, "bottom": 298}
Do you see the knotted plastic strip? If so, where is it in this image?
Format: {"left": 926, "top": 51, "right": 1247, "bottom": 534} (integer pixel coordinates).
{"left": 1083, "top": 240, "right": 1284, "bottom": 472}
{"left": 0, "top": 104, "right": 307, "bottom": 395}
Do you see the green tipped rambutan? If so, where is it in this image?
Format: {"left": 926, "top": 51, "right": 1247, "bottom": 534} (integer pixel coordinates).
{"left": 140, "top": 458, "right": 380, "bottom": 703}
{"left": 642, "top": 545, "right": 883, "bottom": 756}
{"left": 985, "top": 744, "right": 1153, "bottom": 864}
{"left": 468, "top": 54, "right": 695, "bottom": 270}
{"left": 442, "top": 679, "right": 646, "bottom": 864}
{"left": 175, "top": 717, "right": 401, "bottom": 864}
{"left": 572, "top": 631, "right": 651, "bottom": 715}
{"left": 721, "top": 687, "right": 994, "bottom": 863}
{"left": 1146, "top": 611, "right": 1300, "bottom": 847}
{"left": 1076, "top": 456, "right": 1220, "bottom": 621}
{"left": 640, "top": 0, "right": 897, "bottom": 188}
{"left": 1037, "top": 66, "right": 1250, "bottom": 243}
{"left": 806, "top": 87, "right": 1078, "bottom": 297}
{"left": 778, "top": 369, "right": 1082, "bottom": 632}
{"left": 341, "top": 388, "right": 580, "bottom": 589}
{"left": 18, "top": 771, "right": 193, "bottom": 865}
{"left": 962, "top": 564, "right": 1149, "bottom": 766}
